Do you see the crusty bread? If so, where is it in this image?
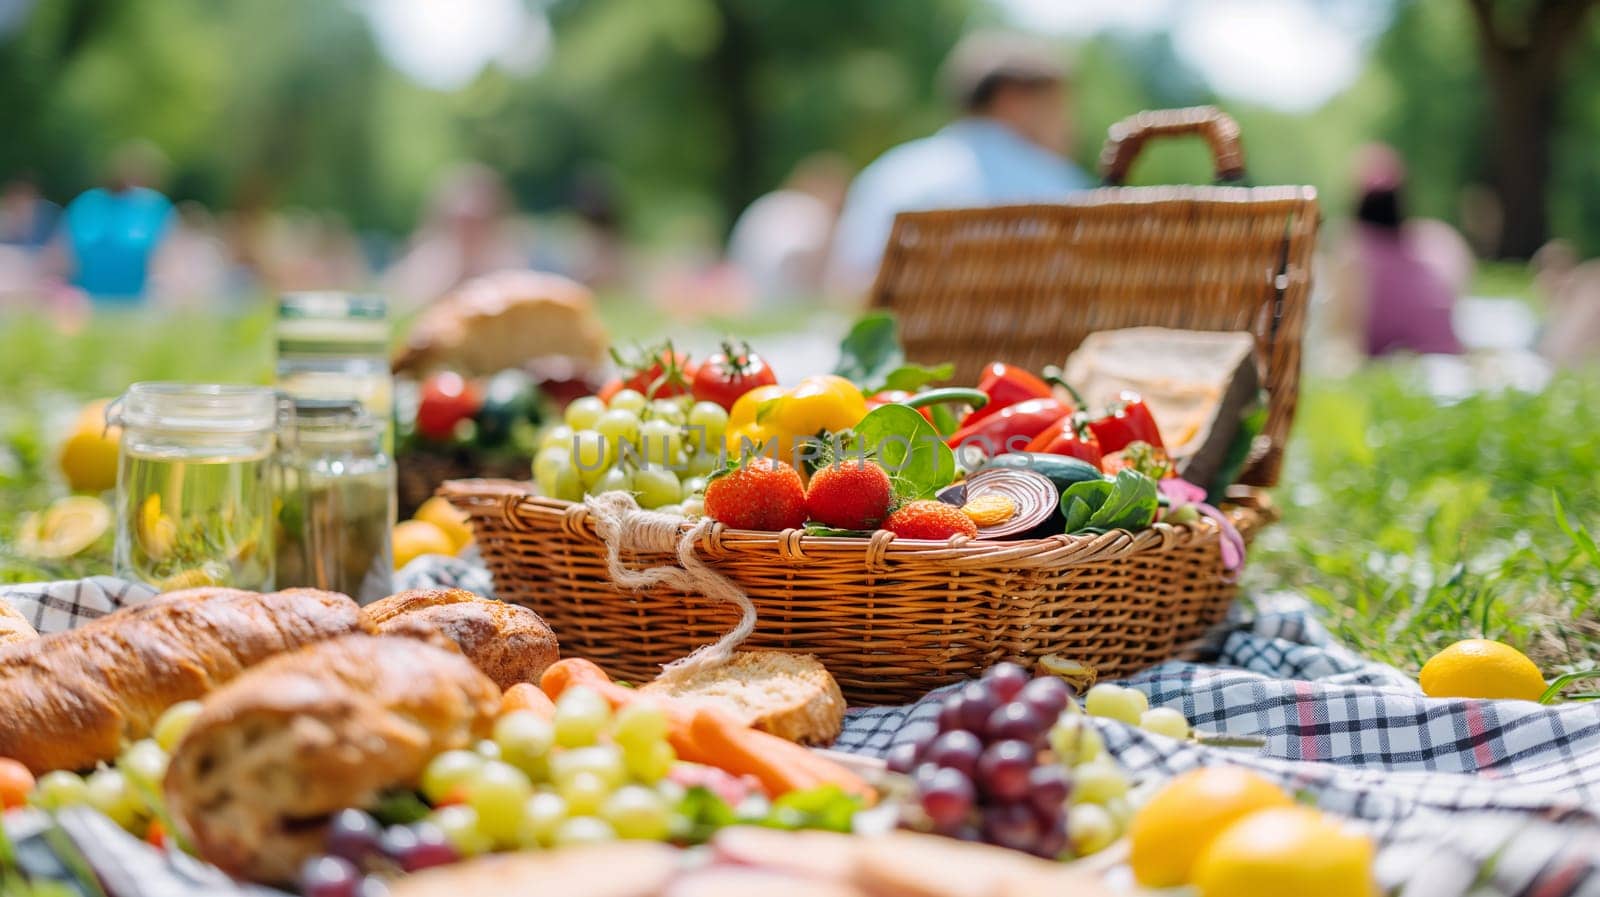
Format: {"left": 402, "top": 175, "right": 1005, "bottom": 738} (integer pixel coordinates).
{"left": 362, "top": 588, "right": 560, "bottom": 689}
{"left": 392, "top": 842, "right": 680, "bottom": 897}
{"left": 391, "top": 270, "right": 609, "bottom": 377}
{"left": 639, "top": 651, "right": 845, "bottom": 745}
{"left": 165, "top": 634, "right": 500, "bottom": 884}
{"left": 0, "top": 600, "right": 36, "bottom": 646}
{"left": 0, "top": 588, "right": 368, "bottom": 774}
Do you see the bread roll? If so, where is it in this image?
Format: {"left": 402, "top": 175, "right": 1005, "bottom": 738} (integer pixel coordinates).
{"left": 640, "top": 651, "right": 845, "bottom": 745}
{"left": 0, "top": 600, "right": 36, "bottom": 646}
{"left": 165, "top": 633, "right": 500, "bottom": 884}
{"left": 0, "top": 588, "right": 366, "bottom": 774}
{"left": 391, "top": 270, "right": 608, "bottom": 377}
{"left": 363, "top": 588, "right": 559, "bottom": 689}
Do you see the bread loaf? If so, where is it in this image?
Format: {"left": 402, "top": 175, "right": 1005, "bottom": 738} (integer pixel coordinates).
{"left": 362, "top": 588, "right": 559, "bottom": 689}
{"left": 391, "top": 270, "right": 609, "bottom": 377}
{"left": 0, "top": 588, "right": 367, "bottom": 774}
{"left": 0, "top": 600, "right": 36, "bottom": 646}
{"left": 165, "top": 633, "right": 500, "bottom": 884}
{"left": 639, "top": 651, "right": 845, "bottom": 745}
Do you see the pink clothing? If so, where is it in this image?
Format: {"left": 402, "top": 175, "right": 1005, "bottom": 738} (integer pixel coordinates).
{"left": 1356, "top": 224, "right": 1464, "bottom": 356}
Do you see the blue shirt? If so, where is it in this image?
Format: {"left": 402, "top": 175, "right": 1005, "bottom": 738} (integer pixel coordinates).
{"left": 63, "top": 187, "right": 174, "bottom": 302}
{"left": 830, "top": 119, "right": 1092, "bottom": 286}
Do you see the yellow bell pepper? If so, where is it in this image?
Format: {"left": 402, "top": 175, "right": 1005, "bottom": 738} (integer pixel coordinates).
{"left": 728, "top": 384, "right": 786, "bottom": 432}
{"left": 764, "top": 375, "right": 867, "bottom": 437}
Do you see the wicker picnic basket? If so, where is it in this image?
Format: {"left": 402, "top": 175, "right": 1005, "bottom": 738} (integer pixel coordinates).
{"left": 444, "top": 107, "right": 1318, "bottom": 704}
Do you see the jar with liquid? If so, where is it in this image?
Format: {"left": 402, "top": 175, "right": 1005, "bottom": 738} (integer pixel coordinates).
{"left": 276, "top": 292, "right": 393, "bottom": 452}
{"left": 110, "top": 383, "right": 278, "bottom": 591}
{"left": 275, "top": 399, "right": 394, "bottom": 604}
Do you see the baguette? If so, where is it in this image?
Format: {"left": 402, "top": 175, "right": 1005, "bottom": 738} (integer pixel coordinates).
{"left": 0, "top": 587, "right": 367, "bottom": 774}
{"left": 363, "top": 588, "right": 559, "bottom": 689}
{"left": 0, "top": 600, "right": 36, "bottom": 646}
{"left": 639, "top": 651, "right": 845, "bottom": 745}
{"left": 165, "top": 633, "right": 500, "bottom": 884}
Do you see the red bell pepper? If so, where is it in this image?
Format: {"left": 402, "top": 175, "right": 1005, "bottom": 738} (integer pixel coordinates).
{"left": 1086, "top": 391, "right": 1165, "bottom": 454}
{"left": 1025, "top": 415, "right": 1105, "bottom": 468}
{"left": 960, "top": 363, "right": 1056, "bottom": 428}
{"left": 946, "top": 398, "right": 1071, "bottom": 455}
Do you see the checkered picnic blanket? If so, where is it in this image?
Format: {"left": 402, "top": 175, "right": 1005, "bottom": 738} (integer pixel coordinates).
{"left": 3, "top": 574, "right": 1597, "bottom": 895}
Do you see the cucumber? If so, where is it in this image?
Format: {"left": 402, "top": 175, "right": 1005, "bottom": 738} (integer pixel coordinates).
{"left": 979, "top": 453, "right": 1107, "bottom": 493}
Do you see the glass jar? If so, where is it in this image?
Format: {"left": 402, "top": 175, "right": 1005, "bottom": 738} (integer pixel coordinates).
{"left": 275, "top": 399, "right": 395, "bottom": 604}
{"left": 110, "top": 383, "right": 279, "bottom": 591}
{"left": 276, "top": 292, "right": 393, "bottom": 453}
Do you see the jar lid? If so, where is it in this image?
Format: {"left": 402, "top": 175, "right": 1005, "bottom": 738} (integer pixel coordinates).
{"left": 287, "top": 397, "right": 385, "bottom": 442}
{"left": 278, "top": 292, "right": 388, "bottom": 321}
{"left": 112, "top": 383, "right": 280, "bottom": 434}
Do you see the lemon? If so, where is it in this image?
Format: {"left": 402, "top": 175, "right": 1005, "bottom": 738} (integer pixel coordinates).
{"left": 1193, "top": 807, "right": 1378, "bottom": 897}
{"left": 415, "top": 497, "right": 473, "bottom": 553}
{"left": 1420, "top": 639, "right": 1546, "bottom": 702}
{"left": 394, "top": 520, "right": 456, "bottom": 570}
{"left": 1128, "top": 766, "right": 1293, "bottom": 888}
{"left": 58, "top": 403, "right": 121, "bottom": 494}
{"left": 16, "top": 496, "right": 112, "bottom": 560}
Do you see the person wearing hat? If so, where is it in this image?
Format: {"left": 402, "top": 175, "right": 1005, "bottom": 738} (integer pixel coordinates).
{"left": 826, "top": 30, "right": 1091, "bottom": 294}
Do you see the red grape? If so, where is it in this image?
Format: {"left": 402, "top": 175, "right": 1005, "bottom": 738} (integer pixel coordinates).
{"left": 936, "top": 694, "right": 968, "bottom": 733}
{"left": 357, "top": 877, "right": 391, "bottom": 897}
{"left": 956, "top": 683, "right": 999, "bottom": 735}
{"left": 379, "top": 824, "right": 419, "bottom": 860}
{"left": 985, "top": 702, "right": 1046, "bottom": 744}
{"left": 980, "top": 802, "right": 1040, "bottom": 853}
{"left": 924, "top": 730, "right": 983, "bottom": 778}
{"left": 919, "top": 767, "right": 976, "bottom": 829}
{"left": 396, "top": 822, "right": 458, "bottom": 872}
{"left": 1033, "top": 823, "right": 1069, "bottom": 860}
{"left": 975, "top": 740, "right": 1034, "bottom": 800}
{"left": 885, "top": 740, "right": 923, "bottom": 774}
{"left": 1019, "top": 676, "right": 1072, "bottom": 719}
{"left": 984, "top": 663, "right": 1030, "bottom": 701}
{"left": 301, "top": 855, "right": 359, "bottom": 897}
{"left": 1026, "top": 764, "right": 1071, "bottom": 815}
{"left": 325, "top": 810, "right": 382, "bottom": 864}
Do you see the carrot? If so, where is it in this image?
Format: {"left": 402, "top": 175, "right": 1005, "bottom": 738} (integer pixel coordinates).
{"left": 686, "top": 708, "right": 873, "bottom": 803}
{"left": 540, "top": 658, "right": 642, "bottom": 709}
{"left": 499, "top": 682, "right": 557, "bottom": 720}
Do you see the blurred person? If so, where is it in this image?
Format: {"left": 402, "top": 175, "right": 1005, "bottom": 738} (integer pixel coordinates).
{"left": 56, "top": 141, "right": 176, "bottom": 303}
{"left": 147, "top": 201, "right": 234, "bottom": 310}
{"left": 728, "top": 153, "right": 852, "bottom": 304}
{"left": 1330, "top": 144, "right": 1465, "bottom": 358}
{"left": 1534, "top": 239, "right": 1600, "bottom": 369}
{"left": 383, "top": 162, "right": 530, "bottom": 309}
{"left": 0, "top": 174, "right": 59, "bottom": 249}
{"left": 827, "top": 30, "right": 1091, "bottom": 293}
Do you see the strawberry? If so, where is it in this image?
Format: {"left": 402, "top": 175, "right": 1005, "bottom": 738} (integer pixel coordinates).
{"left": 806, "top": 459, "right": 893, "bottom": 530}
{"left": 704, "top": 457, "right": 807, "bottom": 531}
{"left": 883, "top": 500, "right": 979, "bottom": 540}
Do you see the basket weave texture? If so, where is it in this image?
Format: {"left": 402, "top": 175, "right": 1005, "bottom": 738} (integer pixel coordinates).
{"left": 445, "top": 107, "right": 1317, "bottom": 704}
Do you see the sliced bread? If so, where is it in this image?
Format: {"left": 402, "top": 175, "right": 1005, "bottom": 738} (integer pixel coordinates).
{"left": 640, "top": 651, "right": 846, "bottom": 746}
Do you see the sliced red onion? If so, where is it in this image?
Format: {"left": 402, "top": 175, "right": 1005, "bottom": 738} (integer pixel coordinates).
{"left": 960, "top": 467, "right": 1061, "bottom": 540}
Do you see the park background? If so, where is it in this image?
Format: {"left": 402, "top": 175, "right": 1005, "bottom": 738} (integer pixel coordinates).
{"left": 1, "top": 0, "right": 1598, "bottom": 679}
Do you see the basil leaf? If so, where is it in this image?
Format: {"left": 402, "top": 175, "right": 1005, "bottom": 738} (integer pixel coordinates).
{"left": 1061, "top": 480, "right": 1114, "bottom": 533}
{"left": 851, "top": 404, "right": 956, "bottom": 500}
{"left": 1064, "top": 495, "right": 1096, "bottom": 533}
{"left": 880, "top": 362, "right": 954, "bottom": 393}
{"left": 1086, "top": 469, "right": 1159, "bottom": 532}
{"left": 834, "top": 312, "right": 903, "bottom": 385}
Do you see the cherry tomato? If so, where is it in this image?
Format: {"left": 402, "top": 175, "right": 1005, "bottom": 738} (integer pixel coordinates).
{"left": 611, "top": 345, "right": 696, "bottom": 399}
{"left": 416, "top": 372, "right": 483, "bottom": 441}
{"left": 0, "top": 757, "right": 34, "bottom": 810}
{"left": 692, "top": 342, "right": 778, "bottom": 411}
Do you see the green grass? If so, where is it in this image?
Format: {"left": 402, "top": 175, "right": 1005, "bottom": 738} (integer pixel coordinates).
{"left": 2, "top": 306, "right": 1598, "bottom": 679}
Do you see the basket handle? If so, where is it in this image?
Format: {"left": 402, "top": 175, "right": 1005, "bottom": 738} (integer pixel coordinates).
{"left": 1098, "top": 106, "right": 1246, "bottom": 186}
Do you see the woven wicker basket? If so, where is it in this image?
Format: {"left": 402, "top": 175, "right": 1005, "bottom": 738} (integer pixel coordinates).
{"left": 445, "top": 107, "right": 1318, "bottom": 704}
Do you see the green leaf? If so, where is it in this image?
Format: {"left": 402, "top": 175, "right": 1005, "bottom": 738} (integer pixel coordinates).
{"left": 834, "top": 312, "right": 903, "bottom": 385}
{"left": 1061, "top": 481, "right": 1112, "bottom": 532}
{"left": 370, "top": 789, "right": 433, "bottom": 826}
{"left": 1087, "top": 469, "right": 1159, "bottom": 531}
{"left": 804, "top": 523, "right": 875, "bottom": 538}
{"left": 1553, "top": 492, "right": 1600, "bottom": 569}
{"left": 928, "top": 402, "right": 961, "bottom": 437}
{"left": 880, "top": 362, "right": 954, "bottom": 393}
{"left": 850, "top": 404, "right": 956, "bottom": 500}
{"left": 1539, "top": 669, "right": 1600, "bottom": 705}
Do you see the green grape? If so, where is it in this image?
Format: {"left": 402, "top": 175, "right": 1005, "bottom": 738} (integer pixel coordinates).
{"left": 647, "top": 399, "right": 686, "bottom": 426}
{"left": 684, "top": 448, "right": 721, "bottom": 477}
{"left": 1071, "top": 758, "right": 1129, "bottom": 805}
{"left": 608, "top": 389, "right": 648, "bottom": 414}
{"left": 1048, "top": 715, "right": 1103, "bottom": 765}
{"left": 680, "top": 476, "right": 708, "bottom": 498}
{"left": 601, "top": 785, "right": 672, "bottom": 840}
{"left": 475, "top": 739, "right": 503, "bottom": 761}
{"left": 681, "top": 497, "right": 706, "bottom": 518}
{"left": 596, "top": 409, "right": 642, "bottom": 452}
{"left": 624, "top": 740, "right": 677, "bottom": 784}
{"left": 85, "top": 768, "right": 143, "bottom": 829}
{"left": 570, "top": 430, "right": 615, "bottom": 487}
{"left": 550, "top": 465, "right": 583, "bottom": 501}
{"left": 558, "top": 771, "right": 611, "bottom": 816}
{"left": 612, "top": 703, "right": 669, "bottom": 750}
{"left": 1102, "top": 795, "right": 1134, "bottom": 829}
{"left": 637, "top": 419, "right": 684, "bottom": 465}
{"left": 590, "top": 466, "right": 634, "bottom": 496}
{"left": 553, "top": 816, "right": 617, "bottom": 847}
{"left": 429, "top": 805, "right": 494, "bottom": 857}
{"left": 632, "top": 467, "right": 681, "bottom": 509}
{"left": 33, "top": 771, "right": 89, "bottom": 810}
{"left": 534, "top": 446, "right": 573, "bottom": 495}
{"left": 539, "top": 424, "right": 576, "bottom": 451}
{"left": 554, "top": 686, "right": 612, "bottom": 747}
{"left": 687, "top": 402, "right": 729, "bottom": 440}
{"left": 118, "top": 740, "right": 168, "bottom": 793}
{"left": 517, "top": 791, "right": 568, "bottom": 848}
{"left": 1068, "top": 803, "right": 1117, "bottom": 856}
{"left": 564, "top": 397, "right": 607, "bottom": 430}
{"left": 1139, "top": 707, "right": 1191, "bottom": 741}
{"left": 494, "top": 712, "right": 555, "bottom": 780}
{"left": 1084, "top": 684, "right": 1144, "bottom": 725}
{"left": 550, "top": 745, "right": 627, "bottom": 790}
{"left": 422, "top": 749, "right": 486, "bottom": 803}
{"left": 153, "top": 701, "right": 203, "bottom": 751}
{"left": 466, "top": 761, "right": 534, "bottom": 845}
